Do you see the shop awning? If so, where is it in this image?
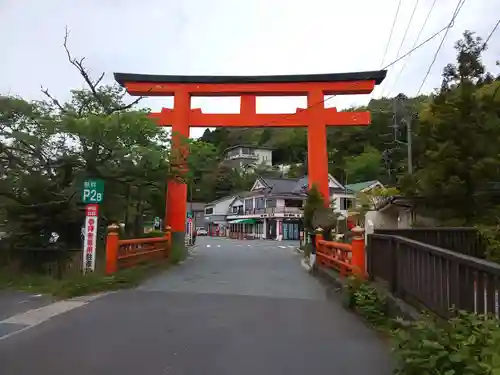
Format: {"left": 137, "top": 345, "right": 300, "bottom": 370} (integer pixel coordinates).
{"left": 229, "top": 219, "right": 256, "bottom": 224}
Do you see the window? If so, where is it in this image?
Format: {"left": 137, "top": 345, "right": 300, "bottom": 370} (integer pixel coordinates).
{"left": 255, "top": 197, "right": 265, "bottom": 209}
{"left": 266, "top": 199, "right": 276, "bottom": 208}
{"left": 339, "top": 198, "right": 353, "bottom": 210}
{"left": 205, "top": 207, "right": 214, "bottom": 215}
{"left": 244, "top": 199, "right": 254, "bottom": 210}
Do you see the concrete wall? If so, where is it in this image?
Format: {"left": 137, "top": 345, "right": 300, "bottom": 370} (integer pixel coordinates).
{"left": 254, "top": 149, "right": 273, "bottom": 166}
{"left": 364, "top": 207, "right": 438, "bottom": 234}
{"left": 212, "top": 196, "right": 235, "bottom": 215}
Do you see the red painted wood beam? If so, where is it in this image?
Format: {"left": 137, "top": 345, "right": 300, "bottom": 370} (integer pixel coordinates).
{"left": 149, "top": 108, "right": 371, "bottom": 127}
{"left": 124, "top": 80, "right": 376, "bottom": 97}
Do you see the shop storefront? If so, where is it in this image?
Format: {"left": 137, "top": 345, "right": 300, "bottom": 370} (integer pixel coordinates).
{"left": 282, "top": 219, "right": 302, "bottom": 240}
{"left": 229, "top": 218, "right": 263, "bottom": 239}
{"left": 267, "top": 218, "right": 302, "bottom": 240}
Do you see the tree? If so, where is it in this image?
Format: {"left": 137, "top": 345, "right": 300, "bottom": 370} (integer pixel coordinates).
{"left": 406, "top": 30, "right": 500, "bottom": 225}
{"left": 344, "top": 146, "right": 384, "bottom": 183}
{"left": 302, "top": 185, "right": 338, "bottom": 240}
{"left": 0, "top": 29, "right": 174, "bottom": 250}
{"left": 349, "top": 187, "right": 400, "bottom": 227}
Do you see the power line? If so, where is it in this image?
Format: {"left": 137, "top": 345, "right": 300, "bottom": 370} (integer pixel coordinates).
{"left": 395, "top": 0, "right": 421, "bottom": 62}
{"left": 386, "top": 0, "right": 438, "bottom": 96}
{"left": 483, "top": 18, "right": 500, "bottom": 48}
{"left": 380, "top": 0, "right": 403, "bottom": 68}
{"left": 379, "top": 0, "right": 421, "bottom": 97}
{"left": 260, "top": 95, "right": 336, "bottom": 128}
{"left": 416, "top": 0, "right": 466, "bottom": 95}
{"left": 382, "top": 25, "right": 447, "bottom": 70}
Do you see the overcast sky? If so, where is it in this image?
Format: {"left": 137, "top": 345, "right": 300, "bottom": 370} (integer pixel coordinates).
{"left": 1, "top": 0, "right": 499, "bottom": 138}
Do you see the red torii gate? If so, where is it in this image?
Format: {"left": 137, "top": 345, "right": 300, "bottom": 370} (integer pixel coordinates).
{"left": 114, "top": 71, "right": 386, "bottom": 247}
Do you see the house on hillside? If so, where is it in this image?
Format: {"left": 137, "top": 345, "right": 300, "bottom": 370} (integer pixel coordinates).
{"left": 223, "top": 145, "right": 273, "bottom": 170}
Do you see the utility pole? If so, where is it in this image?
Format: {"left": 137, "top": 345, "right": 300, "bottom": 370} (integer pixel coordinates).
{"left": 392, "top": 95, "right": 414, "bottom": 175}
{"left": 406, "top": 113, "right": 413, "bottom": 175}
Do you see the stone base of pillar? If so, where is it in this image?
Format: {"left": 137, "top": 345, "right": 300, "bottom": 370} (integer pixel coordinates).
{"left": 170, "top": 231, "right": 187, "bottom": 263}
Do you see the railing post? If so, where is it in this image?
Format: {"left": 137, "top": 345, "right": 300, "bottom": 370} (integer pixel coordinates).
{"left": 351, "top": 226, "right": 366, "bottom": 278}
{"left": 105, "top": 223, "right": 120, "bottom": 275}
{"left": 164, "top": 226, "right": 171, "bottom": 258}
{"left": 312, "top": 227, "right": 323, "bottom": 267}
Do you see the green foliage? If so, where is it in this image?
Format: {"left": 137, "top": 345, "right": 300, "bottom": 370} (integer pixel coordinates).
{"left": 404, "top": 30, "right": 500, "bottom": 225}
{"left": 303, "top": 185, "right": 326, "bottom": 232}
{"left": 476, "top": 224, "right": 500, "bottom": 263}
{"left": 1, "top": 86, "right": 172, "bottom": 248}
{"left": 344, "top": 276, "right": 500, "bottom": 375}
{"left": 345, "top": 146, "right": 384, "bottom": 183}
{"left": 393, "top": 311, "right": 500, "bottom": 375}
{"left": 0, "top": 260, "right": 170, "bottom": 298}
{"left": 344, "top": 276, "right": 389, "bottom": 327}
{"left": 349, "top": 186, "right": 400, "bottom": 226}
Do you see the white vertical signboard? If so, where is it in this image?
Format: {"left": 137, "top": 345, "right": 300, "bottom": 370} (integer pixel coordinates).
{"left": 83, "top": 204, "right": 99, "bottom": 273}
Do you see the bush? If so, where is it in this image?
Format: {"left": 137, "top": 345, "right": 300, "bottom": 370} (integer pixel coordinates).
{"left": 477, "top": 225, "right": 500, "bottom": 264}
{"left": 392, "top": 311, "right": 500, "bottom": 375}
{"left": 341, "top": 276, "right": 500, "bottom": 374}
{"left": 344, "top": 276, "right": 389, "bottom": 327}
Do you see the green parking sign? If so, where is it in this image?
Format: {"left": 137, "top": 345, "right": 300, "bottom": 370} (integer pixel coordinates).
{"left": 81, "top": 179, "right": 104, "bottom": 204}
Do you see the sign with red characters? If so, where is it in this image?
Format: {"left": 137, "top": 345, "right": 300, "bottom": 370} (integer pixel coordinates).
{"left": 83, "top": 204, "right": 99, "bottom": 273}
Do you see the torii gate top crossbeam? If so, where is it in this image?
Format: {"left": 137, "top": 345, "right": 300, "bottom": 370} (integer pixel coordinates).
{"left": 114, "top": 71, "right": 386, "bottom": 96}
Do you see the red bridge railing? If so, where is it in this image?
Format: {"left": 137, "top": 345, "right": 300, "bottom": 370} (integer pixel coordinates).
{"left": 105, "top": 224, "right": 171, "bottom": 274}
{"left": 315, "top": 227, "right": 366, "bottom": 278}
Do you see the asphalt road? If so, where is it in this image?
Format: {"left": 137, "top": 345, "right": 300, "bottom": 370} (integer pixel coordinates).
{"left": 0, "top": 237, "right": 392, "bottom": 374}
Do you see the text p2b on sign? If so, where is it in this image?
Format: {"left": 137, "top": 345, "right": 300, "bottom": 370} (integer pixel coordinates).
{"left": 81, "top": 179, "right": 104, "bottom": 204}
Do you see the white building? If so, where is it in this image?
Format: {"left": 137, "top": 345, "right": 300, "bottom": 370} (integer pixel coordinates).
{"left": 223, "top": 145, "right": 273, "bottom": 169}
{"left": 203, "top": 195, "right": 236, "bottom": 235}
{"left": 293, "top": 175, "right": 357, "bottom": 219}
{"left": 204, "top": 174, "right": 360, "bottom": 240}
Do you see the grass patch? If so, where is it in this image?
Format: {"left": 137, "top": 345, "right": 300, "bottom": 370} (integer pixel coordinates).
{"left": 0, "top": 259, "right": 171, "bottom": 299}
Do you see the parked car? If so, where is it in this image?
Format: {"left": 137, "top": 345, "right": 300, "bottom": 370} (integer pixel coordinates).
{"left": 196, "top": 228, "right": 208, "bottom": 236}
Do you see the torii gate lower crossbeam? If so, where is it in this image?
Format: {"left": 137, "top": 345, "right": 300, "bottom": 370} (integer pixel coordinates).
{"left": 114, "top": 71, "right": 386, "bottom": 249}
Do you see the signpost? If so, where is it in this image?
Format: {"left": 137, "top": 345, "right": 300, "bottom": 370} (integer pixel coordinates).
{"left": 81, "top": 179, "right": 104, "bottom": 204}
{"left": 185, "top": 217, "right": 193, "bottom": 246}
{"left": 81, "top": 179, "right": 104, "bottom": 273}
{"left": 83, "top": 204, "right": 99, "bottom": 273}
{"left": 154, "top": 216, "right": 161, "bottom": 230}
